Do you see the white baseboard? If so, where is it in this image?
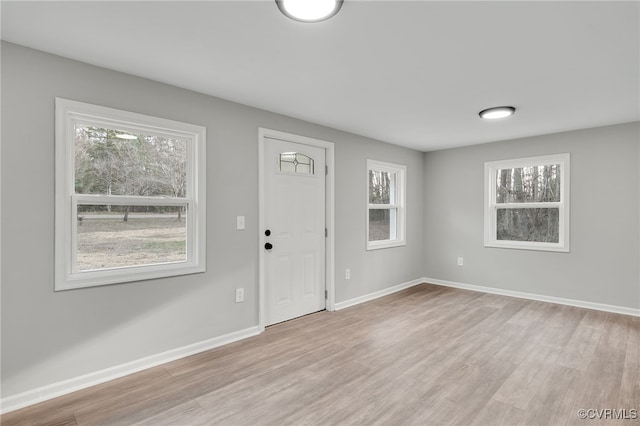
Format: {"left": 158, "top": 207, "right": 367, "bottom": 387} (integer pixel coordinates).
{"left": 424, "top": 277, "right": 640, "bottom": 317}
{"left": 0, "top": 326, "right": 261, "bottom": 415}
{"left": 334, "top": 278, "right": 424, "bottom": 310}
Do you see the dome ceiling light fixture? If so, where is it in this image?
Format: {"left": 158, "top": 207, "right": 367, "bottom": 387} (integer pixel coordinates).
{"left": 479, "top": 106, "right": 516, "bottom": 120}
{"left": 276, "top": 0, "right": 343, "bottom": 23}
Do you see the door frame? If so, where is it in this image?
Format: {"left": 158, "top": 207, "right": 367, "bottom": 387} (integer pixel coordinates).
{"left": 258, "top": 128, "right": 335, "bottom": 331}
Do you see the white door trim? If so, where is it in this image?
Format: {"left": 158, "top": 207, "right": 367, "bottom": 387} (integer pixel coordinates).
{"left": 258, "top": 128, "right": 335, "bottom": 332}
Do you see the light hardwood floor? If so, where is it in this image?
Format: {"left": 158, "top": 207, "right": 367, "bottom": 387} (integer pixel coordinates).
{"left": 2, "top": 284, "right": 639, "bottom": 425}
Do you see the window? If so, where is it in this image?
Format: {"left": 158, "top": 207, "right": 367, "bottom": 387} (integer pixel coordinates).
{"left": 55, "top": 98, "right": 206, "bottom": 290}
{"left": 367, "top": 159, "right": 406, "bottom": 250}
{"left": 484, "top": 153, "right": 570, "bottom": 252}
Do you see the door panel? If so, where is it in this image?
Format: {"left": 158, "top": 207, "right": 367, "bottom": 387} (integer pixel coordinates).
{"left": 302, "top": 252, "right": 315, "bottom": 296}
{"left": 274, "top": 255, "right": 292, "bottom": 304}
{"left": 264, "top": 137, "right": 326, "bottom": 325}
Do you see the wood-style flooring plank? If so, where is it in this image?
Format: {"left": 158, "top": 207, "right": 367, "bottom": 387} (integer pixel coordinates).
{"left": 555, "top": 318, "right": 603, "bottom": 371}
{"left": 0, "top": 410, "right": 78, "bottom": 426}
{"left": 518, "top": 364, "right": 583, "bottom": 426}
{"left": 469, "top": 398, "right": 526, "bottom": 426}
{"left": 507, "top": 300, "right": 559, "bottom": 327}
{"left": 132, "top": 400, "right": 208, "bottom": 426}
{"left": 538, "top": 304, "right": 586, "bottom": 348}
{"left": 492, "top": 343, "right": 563, "bottom": 410}
{"left": 617, "top": 319, "right": 640, "bottom": 419}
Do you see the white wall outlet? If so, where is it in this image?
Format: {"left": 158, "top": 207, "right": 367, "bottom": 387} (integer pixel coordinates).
{"left": 236, "top": 215, "right": 245, "bottom": 230}
{"left": 235, "top": 288, "right": 245, "bottom": 303}
{"left": 457, "top": 257, "right": 464, "bottom": 266}
{"left": 345, "top": 269, "right": 351, "bottom": 280}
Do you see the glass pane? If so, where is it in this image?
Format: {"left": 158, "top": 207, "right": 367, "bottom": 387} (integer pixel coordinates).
{"left": 496, "top": 208, "right": 559, "bottom": 243}
{"left": 296, "top": 163, "right": 311, "bottom": 174}
{"left": 495, "top": 164, "right": 561, "bottom": 203}
{"left": 280, "top": 152, "right": 296, "bottom": 163}
{"left": 280, "top": 159, "right": 296, "bottom": 173}
{"left": 76, "top": 204, "right": 187, "bottom": 271}
{"left": 369, "top": 209, "right": 398, "bottom": 241}
{"left": 295, "top": 153, "right": 313, "bottom": 166}
{"left": 369, "top": 170, "right": 395, "bottom": 204}
{"left": 74, "top": 124, "right": 187, "bottom": 197}
{"left": 279, "top": 152, "right": 314, "bottom": 174}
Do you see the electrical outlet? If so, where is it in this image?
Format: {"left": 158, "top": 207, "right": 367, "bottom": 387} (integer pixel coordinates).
{"left": 236, "top": 215, "right": 245, "bottom": 230}
{"left": 457, "top": 257, "right": 464, "bottom": 267}
{"left": 235, "top": 288, "right": 245, "bottom": 303}
{"left": 345, "top": 269, "right": 351, "bottom": 280}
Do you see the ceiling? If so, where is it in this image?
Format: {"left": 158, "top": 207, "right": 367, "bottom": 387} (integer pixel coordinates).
{"left": 2, "top": 1, "right": 638, "bottom": 152}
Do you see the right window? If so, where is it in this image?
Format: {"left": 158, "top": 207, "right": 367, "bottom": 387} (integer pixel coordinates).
{"left": 484, "top": 153, "right": 570, "bottom": 252}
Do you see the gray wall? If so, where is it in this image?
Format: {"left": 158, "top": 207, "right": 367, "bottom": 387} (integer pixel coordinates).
{"left": 0, "top": 42, "right": 425, "bottom": 397}
{"left": 423, "top": 122, "right": 640, "bottom": 309}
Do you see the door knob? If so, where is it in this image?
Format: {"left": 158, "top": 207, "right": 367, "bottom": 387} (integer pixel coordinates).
{"left": 265, "top": 229, "right": 271, "bottom": 236}
{"left": 265, "top": 242, "right": 273, "bottom": 250}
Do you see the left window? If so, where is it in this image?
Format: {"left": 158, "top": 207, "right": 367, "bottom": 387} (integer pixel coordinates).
{"left": 55, "top": 98, "right": 206, "bottom": 290}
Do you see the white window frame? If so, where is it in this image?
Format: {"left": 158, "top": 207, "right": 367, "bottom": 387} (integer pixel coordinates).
{"left": 366, "top": 159, "right": 406, "bottom": 250}
{"left": 484, "top": 153, "right": 570, "bottom": 252}
{"left": 55, "top": 98, "right": 206, "bottom": 290}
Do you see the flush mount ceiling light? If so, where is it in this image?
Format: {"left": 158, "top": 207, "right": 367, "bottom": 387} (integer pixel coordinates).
{"left": 276, "top": 0, "right": 343, "bottom": 23}
{"left": 479, "top": 106, "right": 516, "bottom": 120}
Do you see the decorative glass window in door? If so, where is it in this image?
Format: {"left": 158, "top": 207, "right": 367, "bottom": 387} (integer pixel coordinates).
{"left": 279, "top": 152, "right": 314, "bottom": 174}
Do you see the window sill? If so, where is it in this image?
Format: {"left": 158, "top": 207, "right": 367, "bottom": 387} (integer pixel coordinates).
{"left": 55, "top": 262, "right": 206, "bottom": 291}
{"left": 484, "top": 241, "right": 570, "bottom": 253}
{"left": 366, "top": 240, "right": 407, "bottom": 251}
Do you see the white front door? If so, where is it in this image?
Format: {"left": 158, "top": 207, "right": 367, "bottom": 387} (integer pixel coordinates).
{"left": 263, "top": 137, "right": 326, "bottom": 326}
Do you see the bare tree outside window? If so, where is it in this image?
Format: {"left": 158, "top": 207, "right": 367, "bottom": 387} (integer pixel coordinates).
{"left": 369, "top": 170, "right": 393, "bottom": 240}
{"left": 73, "top": 125, "right": 188, "bottom": 271}
{"left": 75, "top": 126, "right": 187, "bottom": 203}
{"left": 495, "top": 164, "right": 561, "bottom": 243}
{"left": 367, "top": 160, "right": 406, "bottom": 250}
{"left": 484, "top": 154, "right": 570, "bottom": 252}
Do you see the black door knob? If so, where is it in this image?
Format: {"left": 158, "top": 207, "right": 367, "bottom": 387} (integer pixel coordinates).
{"left": 265, "top": 229, "right": 271, "bottom": 236}
{"left": 265, "top": 242, "right": 273, "bottom": 250}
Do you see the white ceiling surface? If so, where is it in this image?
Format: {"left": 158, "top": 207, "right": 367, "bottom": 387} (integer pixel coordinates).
{"left": 2, "top": 1, "right": 638, "bottom": 151}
